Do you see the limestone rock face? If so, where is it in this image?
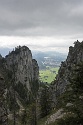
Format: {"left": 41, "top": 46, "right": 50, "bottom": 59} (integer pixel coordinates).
{"left": 0, "top": 46, "right": 39, "bottom": 124}
{"left": 5, "top": 46, "right": 39, "bottom": 91}
{"left": 52, "top": 40, "right": 83, "bottom": 100}
{"left": 32, "top": 59, "right": 39, "bottom": 81}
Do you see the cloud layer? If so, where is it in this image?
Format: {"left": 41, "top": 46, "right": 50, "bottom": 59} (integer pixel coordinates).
{"left": 0, "top": 0, "right": 83, "bottom": 36}
{"left": 0, "top": 36, "right": 80, "bottom": 54}
{"left": 0, "top": 0, "right": 83, "bottom": 54}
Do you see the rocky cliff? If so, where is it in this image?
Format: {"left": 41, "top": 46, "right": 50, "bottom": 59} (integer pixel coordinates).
{"left": 42, "top": 40, "right": 83, "bottom": 125}
{"left": 0, "top": 46, "right": 39, "bottom": 125}
{"left": 5, "top": 46, "right": 39, "bottom": 91}
{"left": 54, "top": 40, "right": 83, "bottom": 96}
{"left": 47, "top": 41, "right": 83, "bottom": 108}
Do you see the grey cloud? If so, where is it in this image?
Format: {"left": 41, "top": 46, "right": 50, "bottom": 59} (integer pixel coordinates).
{"left": 0, "top": 0, "right": 83, "bottom": 37}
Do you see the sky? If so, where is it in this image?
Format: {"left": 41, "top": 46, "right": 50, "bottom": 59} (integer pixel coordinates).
{"left": 0, "top": 0, "right": 83, "bottom": 55}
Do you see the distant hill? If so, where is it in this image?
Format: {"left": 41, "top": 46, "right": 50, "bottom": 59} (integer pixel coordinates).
{"left": 32, "top": 51, "right": 67, "bottom": 69}
{"left": 0, "top": 47, "right": 12, "bottom": 57}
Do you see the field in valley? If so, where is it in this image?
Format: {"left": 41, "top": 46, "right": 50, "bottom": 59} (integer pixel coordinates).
{"left": 39, "top": 67, "right": 59, "bottom": 83}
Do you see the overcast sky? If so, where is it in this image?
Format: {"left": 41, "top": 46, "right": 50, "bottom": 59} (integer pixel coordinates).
{"left": 0, "top": 0, "right": 83, "bottom": 55}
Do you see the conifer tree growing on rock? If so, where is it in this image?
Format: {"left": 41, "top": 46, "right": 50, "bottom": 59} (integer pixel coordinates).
{"left": 39, "top": 85, "right": 52, "bottom": 118}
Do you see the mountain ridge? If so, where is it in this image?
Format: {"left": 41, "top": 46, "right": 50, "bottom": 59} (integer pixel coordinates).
{"left": 0, "top": 41, "right": 83, "bottom": 125}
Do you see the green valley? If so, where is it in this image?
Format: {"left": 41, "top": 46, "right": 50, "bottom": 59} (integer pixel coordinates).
{"left": 39, "top": 67, "right": 59, "bottom": 83}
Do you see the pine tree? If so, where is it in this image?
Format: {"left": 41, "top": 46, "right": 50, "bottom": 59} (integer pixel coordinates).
{"left": 40, "top": 85, "right": 52, "bottom": 118}
{"left": 27, "top": 102, "right": 37, "bottom": 125}
{"left": 21, "top": 110, "right": 27, "bottom": 125}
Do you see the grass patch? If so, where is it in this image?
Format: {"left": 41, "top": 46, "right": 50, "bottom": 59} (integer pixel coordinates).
{"left": 39, "top": 67, "right": 59, "bottom": 83}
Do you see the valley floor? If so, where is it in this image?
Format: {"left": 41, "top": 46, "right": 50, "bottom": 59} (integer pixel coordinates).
{"left": 39, "top": 67, "right": 59, "bottom": 83}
